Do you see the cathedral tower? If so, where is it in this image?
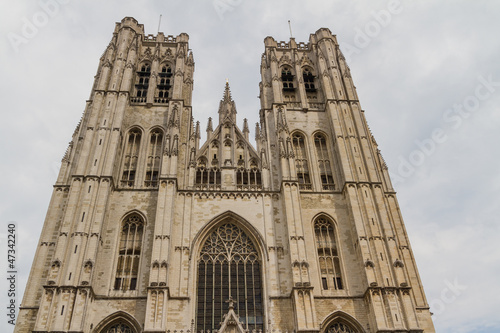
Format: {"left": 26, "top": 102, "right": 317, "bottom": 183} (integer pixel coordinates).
{"left": 15, "top": 18, "right": 435, "bottom": 333}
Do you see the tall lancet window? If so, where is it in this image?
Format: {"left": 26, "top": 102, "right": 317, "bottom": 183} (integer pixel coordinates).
{"left": 292, "top": 133, "right": 311, "bottom": 190}
{"left": 197, "top": 223, "right": 263, "bottom": 332}
{"left": 134, "top": 63, "right": 151, "bottom": 102}
{"left": 145, "top": 129, "right": 163, "bottom": 187}
{"left": 315, "top": 217, "right": 343, "bottom": 290}
{"left": 121, "top": 129, "right": 142, "bottom": 187}
{"left": 314, "top": 134, "right": 335, "bottom": 190}
{"left": 114, "top": 214, "right": 144, "bottom": 291}
{"left": 156, "top": 64, "right": 172, "bottom": 103}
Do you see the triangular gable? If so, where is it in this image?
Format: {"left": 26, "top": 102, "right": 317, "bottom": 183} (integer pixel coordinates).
{"left": 217, "top": 298, "right": 246, "bottom": 333}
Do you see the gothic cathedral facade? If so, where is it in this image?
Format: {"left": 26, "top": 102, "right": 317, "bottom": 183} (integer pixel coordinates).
{"left": 15, "top": 17, "right": 435, "bottom": 333}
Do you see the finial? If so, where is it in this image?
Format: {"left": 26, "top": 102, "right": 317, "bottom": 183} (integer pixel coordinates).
{"left": 226, "top": 296, "right": 235, "bottom": 310}
{"left": 195, "top": 121, "right": 200, "bottom": 138}
{"left": 226, "top": 78, "right": 229, "bottom": 84}
{"left": 288, "top": 20, "right": 293, "bottom": 38}
{"left": 207, "top": 117, "right": 213, "bottom": 131}
{"left": 243, "top": 118, "right": 249, "bottom": 131}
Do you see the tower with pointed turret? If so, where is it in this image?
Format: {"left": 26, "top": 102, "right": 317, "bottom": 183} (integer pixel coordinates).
{"left": 15, "top": 18, "right": 435, "bottom": 333}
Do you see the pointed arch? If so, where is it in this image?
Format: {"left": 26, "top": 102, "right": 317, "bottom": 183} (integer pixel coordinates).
{"left": 314, "top": 214, "right": 344, "bottom": 290}
{"left": 313, "top": 132, "right": 335, "bottom": 190}
{"left": 148, "top": 125, "right": 166, "bottom": 134}
{"left": 191, "top": 211, "right": 268, "bottom": 261}
{"left": 193, "top": 211, "right": 266, "bottom": 332}
{"left": 291, "top": 131, "right": 311, "bottom": 190}
{"left": 121, "top": 128, "right": 143, "bottom": 187}
{"left": 320, "top": 311, "right": 365, "bottom": 333}
{"left": 93, "top": 311, "right": 142, "bottom": 333}
{"left": 120, "top": 209, "right": 148, "bottom": 225}
{"left": 123, "top": 124, "right": 146, "bottom": 135}
{"left": 113, "top": 212, "right": 146, "bottom": 291}
{"left": 144, "top": 127, "right": 164, "bottom": 187}
{"left": 311, "top": 212, "right": 338, "bottom": 228}
{"left": 197, "top": 156, "right": 208, "bottom": 168}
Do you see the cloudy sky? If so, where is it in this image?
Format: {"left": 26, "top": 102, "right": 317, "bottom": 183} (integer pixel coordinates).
{"left": 1, "top": 1, "right": 499, "bottom": 332}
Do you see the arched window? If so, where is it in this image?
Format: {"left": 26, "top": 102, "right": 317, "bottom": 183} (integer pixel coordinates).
{"left": 114, "top": 214, "right": 144, "bottom": 291}
{"left": 134, "top": 63, "right": 151, "bottom": 102}
{"left": 103, "top": 322, "right": 134, "bottom": 333}
{"left": 155, "top": 65, "right": 172, "bottom": 103}
{"left": 281, "top": 66, "right": 295, "bottom": 91}
{"left": 197, "top": 223, "right": 263, "bottom": 332}
{"left": 121, "top": 129, "right": 142, "bottom": 187}
{"left": 315, "top": 217, "right": 343, "bottom": 290}
{"left": 236, "top": 167, "right": 262, "bottom": 190}
{"left": 292, "top": 133, "right": 311, "bottom": 190}
{"left": 145, "top": 129, "right": 163, "bottom": 187}
{"left": 325, "top": 321, "right": 357, "bottom": 333}
{"left": 303, "top": 68, "right": 316, "bottom": 92}
{"left": 314, "top": 134, "right": 335, "bottom": 190}
{"left": 195, "top": 167, "right": 221, "bottom": 187}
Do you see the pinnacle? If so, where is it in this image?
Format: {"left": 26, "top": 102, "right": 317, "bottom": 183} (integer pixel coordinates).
{"left": 222, "top": 79, "right": 233, "bottom": 102}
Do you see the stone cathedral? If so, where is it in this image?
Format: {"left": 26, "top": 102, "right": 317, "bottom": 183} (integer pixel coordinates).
{"left": 15, "top": 17, "right": 435, "bottom": 333}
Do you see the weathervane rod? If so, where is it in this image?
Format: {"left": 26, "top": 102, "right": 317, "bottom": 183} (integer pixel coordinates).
{"left": 157, "top": 14, "right": 162, "bottom": 34}
{"left": 288, "top": 20, "right": 293, "bottom": 38}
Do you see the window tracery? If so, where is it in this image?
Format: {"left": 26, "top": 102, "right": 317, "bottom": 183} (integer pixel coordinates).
{"left": 314, "top": 133, "right": 335, "bottom": 190}
{"left": 145, "top": 129, "right": 163, "bottom": 187}
{"left": 114, "top": 214, "right": 144, "bottom": 291}
{"left": 121, "top": 129, "right": 142, "bottom": 187}
{"left": 197, "top": 223, "right": 263, "bottom": 332}
{"left": 195, "top": 166, "right": 221, "bottom": 188}
{"left": 104, "top": 322, "right": 134, "bottom": 333}
{"left": 315, "top": 217, "right": 343, "bottom": 290}
{"left": 236, "top": 166, "right": 262, "bottom": 190}
{"left": 325, "top": 322, "right": 357, "bottom": 333}
{"left": 292, "top": 133, "right": 311, "bottom": 190}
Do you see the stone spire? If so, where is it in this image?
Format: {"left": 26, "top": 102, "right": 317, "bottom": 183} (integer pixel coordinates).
{"left": 206, "top": 117, "right": 213, "bottom": 138}
{"left": 218, "top": 80, "right": 237, "bottom": 124}
{"left": 243, "top": 118, "right": 249, "bottom": 140}
{"left": 255, "top": 122, "right": 261, "bottom": 142}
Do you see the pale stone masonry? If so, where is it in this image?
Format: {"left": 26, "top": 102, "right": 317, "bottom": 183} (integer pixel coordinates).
{"left": 15, "top": 17, "right": 435, "bottom": 333}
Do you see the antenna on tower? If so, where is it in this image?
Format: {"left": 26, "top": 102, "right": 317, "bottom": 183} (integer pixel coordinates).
{"left": 157, "top": 14, "right": 162, "bottom": 34}
{"left": 288, "top": 20, "right": 293, "bottom": 38}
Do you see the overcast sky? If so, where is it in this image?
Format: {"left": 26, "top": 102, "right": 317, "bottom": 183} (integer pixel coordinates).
{"left": 1, "top": 1, "right": 499, "bottom": 332}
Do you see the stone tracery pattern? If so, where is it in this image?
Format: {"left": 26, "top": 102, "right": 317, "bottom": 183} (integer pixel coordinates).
{"left": 197, "top": 223, "right": 263, "bottom": 332}
{"left": 325, "top": 322, "right": 357, "bottom": 333}
{"left": 114, "top": 214, "right": 144, "bottom": 291}
{"left": 105, "top": 322, "right": 134, "bottom": 333}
